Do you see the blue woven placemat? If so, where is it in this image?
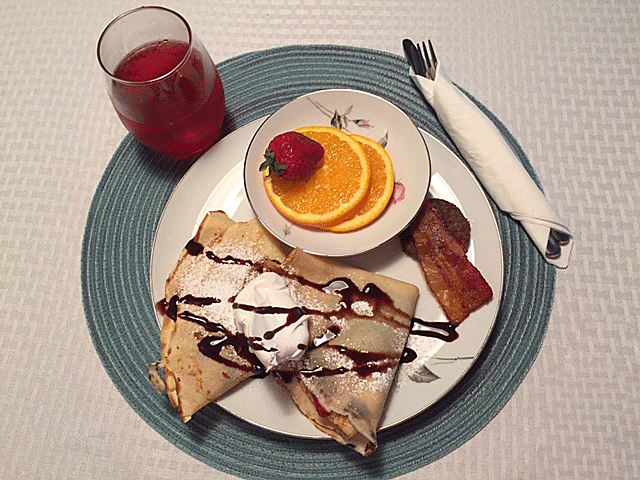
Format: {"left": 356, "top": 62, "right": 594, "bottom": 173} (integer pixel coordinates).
{"left": 81, "top": 45, "right": 555, "bottom": 479}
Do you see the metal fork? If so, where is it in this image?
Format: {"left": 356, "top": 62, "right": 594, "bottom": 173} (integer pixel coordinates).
{"left": 402, "top": 39, "right": 437, "bottom": 80}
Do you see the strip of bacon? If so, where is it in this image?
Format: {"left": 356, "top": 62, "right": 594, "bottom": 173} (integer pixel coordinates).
{"left": 408, "top": 203, "right": 493, "bottom": 325}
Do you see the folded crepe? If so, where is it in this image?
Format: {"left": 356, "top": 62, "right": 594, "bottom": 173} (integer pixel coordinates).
{"left": 275, "top": 249, "right": 419, "bottom": 456}
{"left": 149, "top": 211, "right": 287, "bottom": 422}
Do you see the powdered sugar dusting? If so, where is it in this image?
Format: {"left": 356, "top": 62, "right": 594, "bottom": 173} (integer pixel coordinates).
{"left": 351, "top": 300, "right": 373, "bottom": 317}
{"left": 393, "top": 334, "right": 444, "bottom": 392}
{"left": 174, "top": 242, "right": 266, "bottom": 333}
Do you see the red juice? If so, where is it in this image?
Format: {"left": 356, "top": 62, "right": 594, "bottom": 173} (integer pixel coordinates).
{"left": 111, "top": 39, "right": 225, "bottom": 158}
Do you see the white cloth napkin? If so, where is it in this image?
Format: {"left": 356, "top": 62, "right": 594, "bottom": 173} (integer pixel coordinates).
{"left": 410, "top": 63, "right": 573, "bottom": 268}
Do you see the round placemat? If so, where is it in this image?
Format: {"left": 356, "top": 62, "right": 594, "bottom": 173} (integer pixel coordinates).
{"left": 81, "top": 45, "right": 555, "bottom": 479}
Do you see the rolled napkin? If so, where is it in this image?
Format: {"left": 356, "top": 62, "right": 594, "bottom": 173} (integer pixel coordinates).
{"left": 409, "top": 62, "right": 573, "bottom": 268}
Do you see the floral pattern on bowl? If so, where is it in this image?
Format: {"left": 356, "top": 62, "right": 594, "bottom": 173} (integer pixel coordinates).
{"left": 307, "top": 97, "right": 388, "bottom": 146}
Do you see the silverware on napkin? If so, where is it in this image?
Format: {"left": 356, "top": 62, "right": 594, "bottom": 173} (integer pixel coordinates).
{"left": 403, "top": 39, "right": 573, "bottom": 268}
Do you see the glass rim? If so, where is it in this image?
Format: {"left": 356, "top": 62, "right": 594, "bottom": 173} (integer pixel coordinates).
{"left": 97, "top": 5, "right": 194, "bottom": 86}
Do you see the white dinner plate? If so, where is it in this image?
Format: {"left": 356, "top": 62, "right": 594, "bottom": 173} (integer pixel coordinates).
{"left": 150, "top": 117, "right": 503, "bottom": 438}
{"left": 244, "top": 89, "right": 431, "bottom": 257}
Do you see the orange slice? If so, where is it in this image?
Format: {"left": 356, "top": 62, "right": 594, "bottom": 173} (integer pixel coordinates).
{"left": 321, "top": 134, "right": 395, "bottom": 232}
{"left": 263, "top": 127, "right": 370, "bottom": 226}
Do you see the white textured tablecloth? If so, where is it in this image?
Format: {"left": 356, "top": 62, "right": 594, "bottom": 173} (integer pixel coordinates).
{"left": 1, "top": 1, "right": 638, "bottom": 479}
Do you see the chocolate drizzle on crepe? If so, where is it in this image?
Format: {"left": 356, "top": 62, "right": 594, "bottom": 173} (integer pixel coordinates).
{"left": 299, "top": 344, "right": 399, "bottom": 379}
{"left": 159, "top": 220, "right": 471, "bottom": 387}
{"left": 152, "top": 213, "right": 421, "bottom": 456}
{"left": 162, "top": 241, "right": 411, "bottom": 381}
{"left": 151, "top": 202, "right": 495, "bottom": 456}
{"left": 158, "top": 293, "right": 267, "bottom": 378}
{"left": 273, "top": 248, "right": 420, "bottom": 457}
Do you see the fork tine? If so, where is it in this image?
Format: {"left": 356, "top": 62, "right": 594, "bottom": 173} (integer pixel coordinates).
{"left": 412, "top": 42, "right": 426, "bottom": 76}
{"left": 420, "top": 40, "right": 438, "bottom": 79}
{"left": 402, "top": 38, "right": 416, "bottom": 67}
{"left": 402, "top": 39, "right": 432, "bottom": 77}
{"left": 428, "top": 39, "right": 437, "bottom": 67}
{"left": 402, "top": 39, "right": 422, "bottom": 75}
{"left": 421, "top": 41, "right": 432, "bottom": 72}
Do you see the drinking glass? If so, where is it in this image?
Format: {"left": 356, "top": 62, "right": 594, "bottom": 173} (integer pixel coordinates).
{"left": 97, "top": 6, "right": 225, "bottom": 158}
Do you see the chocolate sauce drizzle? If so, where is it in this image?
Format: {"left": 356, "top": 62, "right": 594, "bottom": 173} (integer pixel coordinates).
{"left": 400, "top": 348, "right": 418, "bottom": 364}
{"left": 186, "top": 239, "right": 256, "bottom": 267}
{"left": 300, "top": 344, "right": 398, "bottom": 379}
{"left": 205, "top": 251, "right": 254, "bottom": 266}
{"left": 165, "top": 298, "right": 267, "bottom": 378}
{"left": 160, "top": 297, "right": 266, "bottom": 378}
{"left": 163, "top": 243, "right": 422, "bottom": 379}
{"left": 400, "top": 318, "right": 460, "bottom": 364}
{"left": 197, "top": 328, "right": 267, "bottom": 378}
{"left": 185, "top": 239, "right": 204, "bottom": 256}
{"left": 289, "top": 277, "right": 408, "bottom": 378}
{"left": 161, "top": 237, "right": 271, "bottom": 377}
{"left": 294, "top": 276, "right": 410, "bottom": 331}
{"left": 232, "top": 303, "right": 308, "bottom": 340}
{"left": 156, "top": 294, "right": 222, "bottom": 322}
{"left": 410, "top": 317, "right": 459, "bottom": 342}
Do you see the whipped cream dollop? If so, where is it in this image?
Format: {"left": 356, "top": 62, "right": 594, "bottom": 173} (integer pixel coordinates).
{"left": 233, "top": 272, "right": 309, "bottom": 371}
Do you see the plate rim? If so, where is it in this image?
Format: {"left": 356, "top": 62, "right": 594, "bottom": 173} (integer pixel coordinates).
{"left": 148, "top": 118, "right": 503, "bottom": 439}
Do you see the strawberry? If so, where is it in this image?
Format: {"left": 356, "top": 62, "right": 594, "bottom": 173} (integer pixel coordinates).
{"left": 310, "top": 392, "right": 330, "bottom": 417}
{"left": 259, "top": 131, "right": 324, "bottom": 181}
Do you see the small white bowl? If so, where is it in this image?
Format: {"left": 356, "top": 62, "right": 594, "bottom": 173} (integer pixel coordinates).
{"left": 244, "top": 89, "right": 431, "bottom": 257}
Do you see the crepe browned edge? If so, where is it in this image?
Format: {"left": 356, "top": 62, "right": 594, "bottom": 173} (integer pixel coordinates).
{"left": 276, "top": 248, "right": 419, "bottom": 456}
{"left": 149, "top": 211, "right": 287, "bottom": 423}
